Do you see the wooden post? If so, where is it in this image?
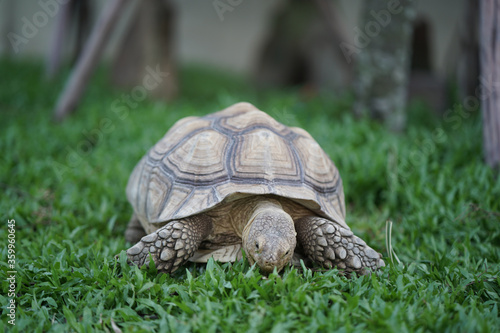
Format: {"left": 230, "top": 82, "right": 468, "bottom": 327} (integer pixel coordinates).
{"left": 45, "top": 0, "right": 72, "bottom": 79}
{"left": 479, "top": 0, "right": 500, "bottom": 170}
{"left": 53, "top": 0, "right": 128, "bottom": 121}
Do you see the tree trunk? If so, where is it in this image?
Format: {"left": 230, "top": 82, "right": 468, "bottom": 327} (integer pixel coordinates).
{"left": 457, "top": 0, "right": 480, "bottom": 99}
{"left": 253, "top": 0, "right": 351, "bottom": 91}
{"left": 480, "top": 0, "right": 500, "bottom": 170}
{"left": 111, "top": 0, "right": 178, "bottom": 101}
{"left": 352, "top": 0, "right": 416, "bottom": 132}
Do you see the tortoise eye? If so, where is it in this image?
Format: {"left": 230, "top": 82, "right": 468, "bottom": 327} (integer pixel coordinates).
{"left": 255, "top": 242, "right": 259, "bottom": 250}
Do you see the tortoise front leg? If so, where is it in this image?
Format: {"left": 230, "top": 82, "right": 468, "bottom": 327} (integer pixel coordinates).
{"left": 126, "top": 214, "right": 213, "bottom": 273}
{"left": 295, "top": 216, "right": 385, "bottom": 275}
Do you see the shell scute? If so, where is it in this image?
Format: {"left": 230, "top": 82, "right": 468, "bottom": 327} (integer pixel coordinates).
{"left": 126, "top": 102, "right": 346, "bottom": 228}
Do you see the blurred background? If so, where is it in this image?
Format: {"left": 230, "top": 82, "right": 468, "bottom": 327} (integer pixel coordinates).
{"left": 0, "top": 0, "right": 480, "bottom": 119}
{"left": 0, "top": 0, "right": 470, "bottom": 75}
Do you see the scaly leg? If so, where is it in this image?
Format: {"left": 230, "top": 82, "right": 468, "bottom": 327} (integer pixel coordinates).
{"left": 126, "top": 214, "right": 213, "bottom": 273}
{"left": 295, "top": 216, "right": 385, "bottom": 275}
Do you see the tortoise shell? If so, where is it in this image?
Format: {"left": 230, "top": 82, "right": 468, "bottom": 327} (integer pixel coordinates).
{"left": 126, "top": 102, "right": 347, "bottom": 230}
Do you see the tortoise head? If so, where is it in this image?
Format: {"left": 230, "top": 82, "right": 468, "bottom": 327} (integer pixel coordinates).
{"left": 242, "top": 203, "right": 297, "bottom": 274}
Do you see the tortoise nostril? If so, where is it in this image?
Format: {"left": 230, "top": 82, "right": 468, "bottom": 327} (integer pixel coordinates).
{"left": 264, "top": 260, "right": 275, "bottom": 268}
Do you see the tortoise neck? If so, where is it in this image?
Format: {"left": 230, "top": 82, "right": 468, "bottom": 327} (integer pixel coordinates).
{"left": 241, "top": 198, "right": 293, "bottom": 242}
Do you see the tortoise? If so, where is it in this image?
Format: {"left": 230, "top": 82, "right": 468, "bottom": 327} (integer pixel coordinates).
{"left": 125, "top": 102, "right": 385, "bottom": 275}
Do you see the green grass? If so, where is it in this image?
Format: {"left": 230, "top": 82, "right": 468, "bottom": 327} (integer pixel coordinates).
{"left": 1, "top": 59, "right": 499, "bottom": 332}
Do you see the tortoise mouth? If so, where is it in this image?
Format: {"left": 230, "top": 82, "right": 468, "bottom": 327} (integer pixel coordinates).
{"left": 259, "top": 265, "right": 278, "bottom": 275}
{"left": 247, "top": 252, "right": 283, "bottom": 274}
